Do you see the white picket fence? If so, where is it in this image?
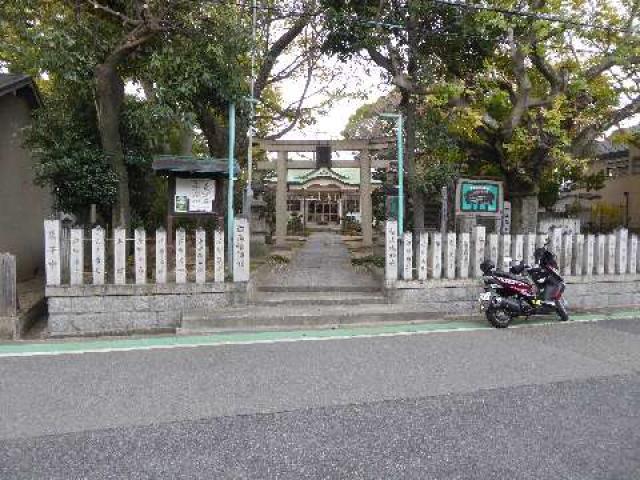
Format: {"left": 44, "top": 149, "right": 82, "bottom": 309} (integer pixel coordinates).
{"left": 385, "top": 220, "right": 639, "bottom": 282}
{"left": 44, "top": 218, "right": 250, "bottom": 286}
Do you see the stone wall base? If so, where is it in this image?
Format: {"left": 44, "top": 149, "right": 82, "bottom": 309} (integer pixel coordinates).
{"left": 388, "top": 276, "right": 640, "bottom": 315}
{"left": 47, "top": 283, "right": 247, "bottom": 337}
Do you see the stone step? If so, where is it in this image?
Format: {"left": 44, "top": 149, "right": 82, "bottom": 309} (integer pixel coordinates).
{"left": 251, "top": 292, "right": 389, "bottom": 306}
{"left": 256, "top": 285, "right": 381, "bottom": 293}
{"left": 179, "top": 303, "right": 480, "bottom": 334}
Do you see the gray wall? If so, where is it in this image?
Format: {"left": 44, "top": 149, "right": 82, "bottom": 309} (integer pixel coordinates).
{"left": 0, "top": 95, "right": 52, "bottom": 280}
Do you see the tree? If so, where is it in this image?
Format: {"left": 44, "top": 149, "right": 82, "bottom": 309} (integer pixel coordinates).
{"left": 431, "top": 0, "right": 640, "bottom": 231}
{"left": 322, "top": 0, "right": 498, "bottom": 229}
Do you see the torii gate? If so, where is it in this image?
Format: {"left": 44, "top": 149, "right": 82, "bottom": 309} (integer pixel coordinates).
{"left": 255, "top": 138, "right": 394, "bottom": 247}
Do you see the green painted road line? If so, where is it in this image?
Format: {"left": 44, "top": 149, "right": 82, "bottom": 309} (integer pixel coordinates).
{"left": 0, "top": 310, "right": 637, "bottom": 358}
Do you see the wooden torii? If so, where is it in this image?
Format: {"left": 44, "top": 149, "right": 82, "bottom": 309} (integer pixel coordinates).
{"left": 254, "top": 138, "right": 394, "bottom": 247}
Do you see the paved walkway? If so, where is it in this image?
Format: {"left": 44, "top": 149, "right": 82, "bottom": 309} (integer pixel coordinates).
{"left": 258, "top": 233, "right": 379, "bottom": 290}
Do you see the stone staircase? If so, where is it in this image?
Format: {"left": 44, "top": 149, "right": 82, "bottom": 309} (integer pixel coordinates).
{"left": 179, "top": 286, "right": 449, "bottom": 334}
{"left": 179, "top": 232, "right": 463, "bottom": 334}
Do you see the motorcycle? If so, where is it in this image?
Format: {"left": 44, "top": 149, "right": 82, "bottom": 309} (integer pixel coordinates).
{"left": 478, "top": 242, "right": 569, "bottom": 328}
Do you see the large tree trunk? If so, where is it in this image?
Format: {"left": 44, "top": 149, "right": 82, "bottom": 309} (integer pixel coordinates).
{"left": 400, "top": 92, "right": 424, "bottom": 231}
{"left": 509, "top": 192, "right": 539, "bottom": 234}
{"left": 196, "top": 107, "right": 228, "bottom": 157}
{"left": 95, "top": 63, "right": 130, "bottom": 228}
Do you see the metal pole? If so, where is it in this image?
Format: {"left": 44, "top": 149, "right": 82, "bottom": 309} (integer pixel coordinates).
{"left": 397, "top": 114, "right": 404, "bottom": 236}
{"left": 243, "top": 0, "right": 258, "bottom": 216}
{"left": 228, "top": 102, "right": 236, "bottom": 271}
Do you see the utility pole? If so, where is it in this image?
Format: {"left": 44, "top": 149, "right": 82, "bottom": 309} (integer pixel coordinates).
{"left": 228, "top": 102, "right": 236, "bottom": 271}
{"left": 243, "top": 0, "right": 258, "bottom": 217}
{"left": 380, "top": 112, "right": 404, "bottom": 235}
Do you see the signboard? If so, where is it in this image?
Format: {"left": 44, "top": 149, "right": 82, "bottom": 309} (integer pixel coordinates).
{"left": 455, "top": 179, "right": 503, "bottom": 217}
{"left": 174, "top": 178, "right": 216, "bottom": 213}
{"left": 501, "top": 200, "right": 511, "bottom": 234}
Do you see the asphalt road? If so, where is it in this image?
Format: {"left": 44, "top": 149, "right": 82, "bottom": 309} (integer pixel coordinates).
{"left": 1, "top": 318, "right": 639, "bottom": 479}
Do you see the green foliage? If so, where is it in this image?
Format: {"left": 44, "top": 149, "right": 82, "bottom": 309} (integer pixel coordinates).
{"left": 351, "top": 255, "right": 385, "bottom": 268}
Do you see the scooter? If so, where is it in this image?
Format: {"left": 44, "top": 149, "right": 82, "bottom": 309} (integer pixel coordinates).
{"left": 478, "top": 243, "right": 569, "bottom": 328}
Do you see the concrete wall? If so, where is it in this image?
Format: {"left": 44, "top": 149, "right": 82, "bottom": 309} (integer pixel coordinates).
{"left": 388, "top": 276, "right": 640, "bottom": 316}
{"left": 0, "top": 95, "right": 52, "bottom": 280}
{"left": 47, "top": 283, "right": 248, "bottom": 337}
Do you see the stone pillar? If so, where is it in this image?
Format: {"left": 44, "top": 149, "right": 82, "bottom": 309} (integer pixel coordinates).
{"left": 471, "top": 226, "right": 486, "bottom": 278}
{"left": 486, "top": 233, "right": 499, "bottom": 268}
{"left": 512, "top": 234, "right": 524, "bottom": 262}
{"left": 615, "top": 228, "right": 628, "bottom": 275}
{"left": 430, "top": 232, "right": 442, "bottom": 279}
{"left": 44, "top": 219, "right": 62, "bottom": 286}
{"left": 572, "top": 234, "right": 584, "bottom": 276}
{"left": 584, "top": 234, "right": 595, "bottom": 276}
{"left": 595, "top": 234, "right": 606, "bottom": 275}
{"left": 275, "top": 151, "right": 288, "bottom": 247}
{"left": 628, "top": 234, "right": 638, "bottom": 275}
{"left": 114, "top": 227, "right": 127, "bottom": 285}
{"left": 134, "top": 228, "right": 146, "bottom": 285}
{"left": 92, "top": 226, "right": 105, "bottom": 285}
{"left": 175, "top": 228, "right": 187, "bottom": 284}
{"left": 359, "top": 148, "right": 373, "bottom": 247}
{"left": 605, "top": 233, "right": 616, "bottom": 274}
{"left": 561, "top": 232, "right": 573, "bottom": 276}
{"left": 385, "top": 220, "right": 398, "bottom": 282}
{"left": 70, "top": 228, "right": 84, "bottom": 286}
{"left": 457, "top": 232, "right": 470, "bottom": 279}
{"left": 233, "top": 217, "right": 250, "bottom": 282}
{"left": 499, "top": 234, "right": 511, "bottom": 271}
{"left": 214, "top": 229, "right": 225, "bottom": 283}
{"left": 550, "top": 227, "right": 562, "bottom": 256}
{"left": 155, "top": 228, "right": 167, "bottom": 284}
{"left": 524, "top": 234, "right": 536, "bottom": 267}
{"left": 444, "top": 233, "right": 457, "bottom": 279}
{"left": 402, "top": 231, "right": 412, "bottom": 280}
{"left": 417, "top": 231, "right": 428, "bottom": 281}
{"left": 0, "top": 253, "right": 16, "bottom": 338}
{"left": 195, "top": 228, "right": 206, "bottom": 284}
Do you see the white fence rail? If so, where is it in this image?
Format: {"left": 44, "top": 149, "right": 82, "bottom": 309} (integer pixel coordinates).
{"left": 44, "top": 218, "right": 249, "bottom": 287}
{"left": 385, "top": 220, "right": 639, "bottom": 282}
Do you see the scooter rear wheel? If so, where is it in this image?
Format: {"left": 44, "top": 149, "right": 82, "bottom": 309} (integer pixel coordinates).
{"left": 486, "top": 307, "right": 512, "bottom": 328}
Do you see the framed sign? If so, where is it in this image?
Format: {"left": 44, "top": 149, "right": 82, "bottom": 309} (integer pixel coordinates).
{"left": 174, "top": 178, "right": 216, "bottom": 213}
{"left": 455, "top": 179, "right": 503, "bottom": 217}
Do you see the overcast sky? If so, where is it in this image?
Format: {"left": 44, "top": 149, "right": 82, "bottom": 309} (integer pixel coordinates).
{"left": 279, "top": 57, "right": 390, "bottom": 140}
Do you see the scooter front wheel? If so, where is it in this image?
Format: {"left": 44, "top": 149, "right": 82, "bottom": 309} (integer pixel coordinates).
{"left": 555, "top": 299, "right": 569, "bottom": 322}
{"left": 486, "top": 307, "right": 512, "bottom": 328}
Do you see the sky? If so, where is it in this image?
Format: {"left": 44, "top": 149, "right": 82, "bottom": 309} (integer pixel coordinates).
{"left": 278, "top": 57, "right": 390, "bottom": 141}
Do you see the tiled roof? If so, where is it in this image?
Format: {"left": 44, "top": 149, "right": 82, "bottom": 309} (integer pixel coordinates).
{"left": 152, "top": 156, "right": 238, "bottom": 175}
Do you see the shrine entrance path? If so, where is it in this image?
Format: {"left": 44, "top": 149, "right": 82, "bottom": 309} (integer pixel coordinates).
{"left": 258, "top": 233, "right": 380, "bottom": 292}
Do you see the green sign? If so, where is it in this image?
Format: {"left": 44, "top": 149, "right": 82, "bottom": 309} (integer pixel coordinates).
{"left": 455, "top": 179, "right": 503, "bottom": 217}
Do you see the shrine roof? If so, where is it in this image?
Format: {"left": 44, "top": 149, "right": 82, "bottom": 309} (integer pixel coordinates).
{"left": 152, "top": 156, "right": 239, "bottom": 175}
